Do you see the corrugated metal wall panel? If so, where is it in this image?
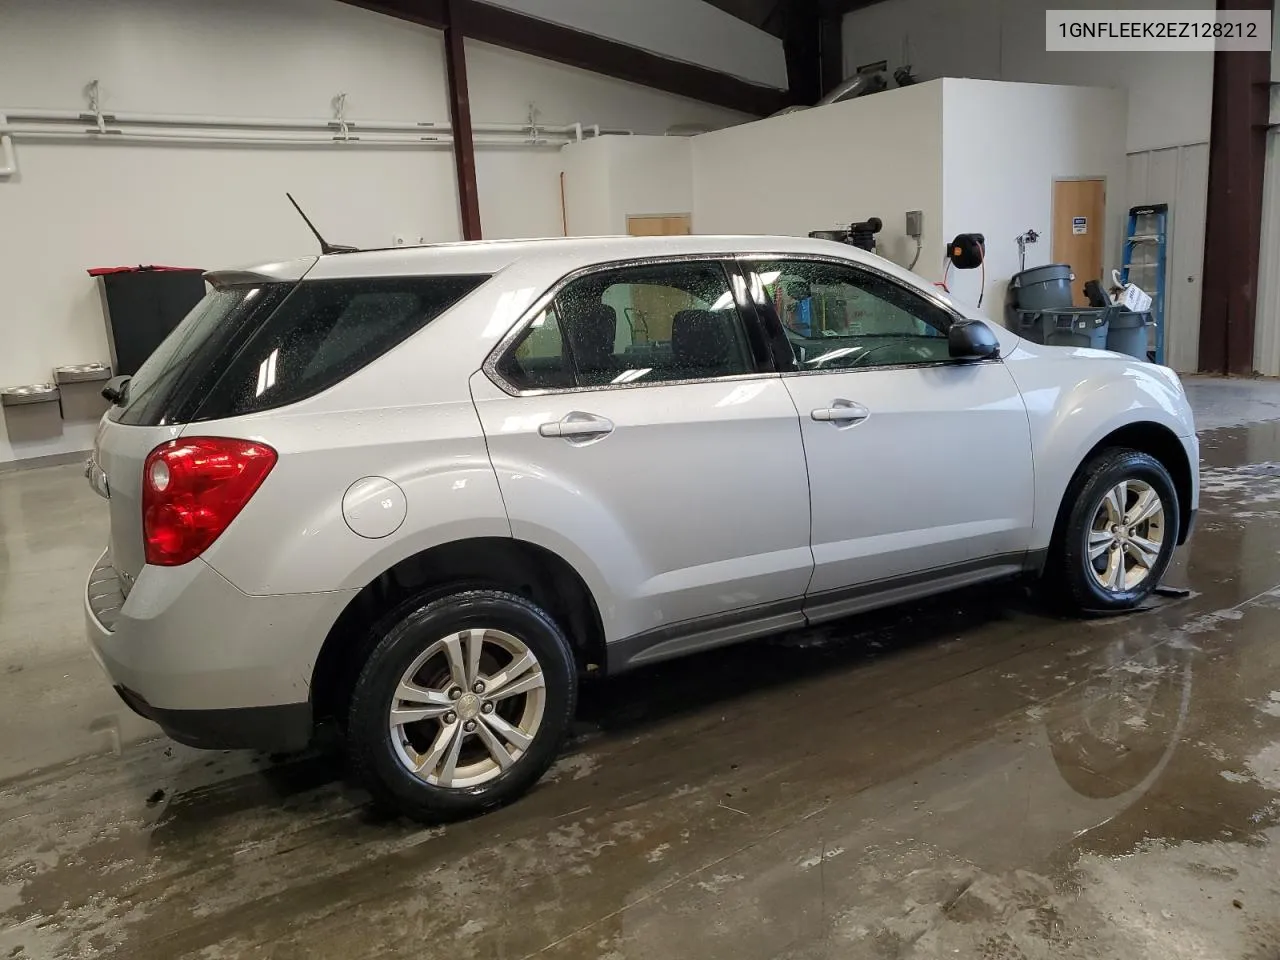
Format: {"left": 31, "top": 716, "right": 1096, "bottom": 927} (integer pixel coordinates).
{"left": 1124, "top": 142, "right": 1209, "bottom": 373}
{"left": 1254, "top": 129, "right": 1280, "bottom": 376}
{"left": 1167, "top": 143, "right": 1209, "bottom": 374}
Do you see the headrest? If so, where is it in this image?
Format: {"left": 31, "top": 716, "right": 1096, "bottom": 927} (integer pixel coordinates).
{"left": 564, "top": 302, "right": 617, "bottom": 356}
{"left": 672, "top": 310, "right": 732, "bottom": 369}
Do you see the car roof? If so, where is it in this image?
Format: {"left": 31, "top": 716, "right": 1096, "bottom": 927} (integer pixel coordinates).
{"left": 212, "top": 234, "right": 897, "bottom": 285}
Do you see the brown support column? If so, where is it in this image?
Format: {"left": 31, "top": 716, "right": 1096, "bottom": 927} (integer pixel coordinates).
{"left": 443, "top": 0, "right": 482, "bottom": 241}
{"left": 1198, "top": 0, "right": 1273, "bottom": 373}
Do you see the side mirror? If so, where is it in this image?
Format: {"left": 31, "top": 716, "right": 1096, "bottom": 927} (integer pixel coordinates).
{"left": 949, "top": 320, "right": 1000, "bottom": 361}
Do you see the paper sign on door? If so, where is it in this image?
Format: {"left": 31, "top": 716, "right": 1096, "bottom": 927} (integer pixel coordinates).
{"left": 1072, "top": 217, "right": 1088, "bottom": 235}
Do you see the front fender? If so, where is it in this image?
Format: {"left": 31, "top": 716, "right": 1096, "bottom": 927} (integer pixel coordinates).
{"left": 1004, "top": 347, "right": 1195, "bottom": 548}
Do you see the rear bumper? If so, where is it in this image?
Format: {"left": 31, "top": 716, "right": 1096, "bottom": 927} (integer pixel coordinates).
{"left": 84, "top": 550, "right": 357, "bottom": 753}
{"left": 112, "top": 684, "right": 312, "bottom": 752}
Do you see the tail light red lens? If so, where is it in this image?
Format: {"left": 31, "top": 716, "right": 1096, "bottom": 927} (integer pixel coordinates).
{"left": 142, "top": 437, "right": 277, "bottom": 566}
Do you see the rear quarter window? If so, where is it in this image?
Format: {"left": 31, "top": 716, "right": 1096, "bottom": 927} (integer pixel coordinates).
{"left": 193, "top": 275, "right": 488, "bottom": 420}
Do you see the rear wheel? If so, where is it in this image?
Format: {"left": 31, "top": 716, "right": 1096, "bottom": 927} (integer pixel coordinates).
{"left": 347, "top": 589, "right": 576, "bottom": 821}
{"left": 1050, "top": 448, "right": 1179, "bottom": 613}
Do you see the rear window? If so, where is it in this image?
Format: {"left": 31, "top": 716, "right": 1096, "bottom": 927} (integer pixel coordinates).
{"left": 112, "top": 284, "right": 290, "bottom": 426}
{"left": 112, "top": 275, "right": 488, "bottom": 425}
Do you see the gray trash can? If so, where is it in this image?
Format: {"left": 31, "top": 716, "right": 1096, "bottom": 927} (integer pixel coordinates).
{"left": 1105, "top": 309, "right": 1151, "bottom": 360}
{"left": 1016, "top": 307, "right": 1112, "bottom": 349}
{"left": 1010, "top": 264, "right": 1074, "bottom": 311}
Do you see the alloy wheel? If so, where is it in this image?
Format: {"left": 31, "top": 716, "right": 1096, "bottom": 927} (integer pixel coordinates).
{"left": 388, "top": 628, "right": 546, "bottom": 788}
{"left": 1085, "top": 478, "right": 1166, "bottom": 594}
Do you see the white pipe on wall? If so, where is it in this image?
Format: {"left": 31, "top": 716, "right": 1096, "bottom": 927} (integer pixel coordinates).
{"left": 0, "top": 104, "right": 624, "bottom": 176}
{"left": 2, "top": 108, "right": 589, "bottom": 138}
{"left": 0, "top": 126, "right": 571, "bottom": 149}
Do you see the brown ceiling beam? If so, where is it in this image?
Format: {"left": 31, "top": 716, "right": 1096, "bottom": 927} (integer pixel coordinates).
{"left": 340, "top": 0, "right": 789, "bottom": 115}
{"left": 819, "top": 0, "right": 893, "bottom": 15}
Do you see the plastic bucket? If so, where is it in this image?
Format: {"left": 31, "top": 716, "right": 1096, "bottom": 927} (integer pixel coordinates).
{"left": 1010, "top": 264, "right": 1074, "bottom": 311}
{"left": 1017, "top": 307, "right": 1111, "bottom": 349}
{"left": 1105, "top": 309, "right": 1151, "bottom": 360}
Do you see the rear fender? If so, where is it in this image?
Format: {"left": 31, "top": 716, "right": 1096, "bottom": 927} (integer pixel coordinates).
{"left": 198, "top": 403, "right": 512, "bottom": 596}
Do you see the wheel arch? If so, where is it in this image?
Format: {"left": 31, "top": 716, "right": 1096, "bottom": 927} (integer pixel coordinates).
{"left": 310, "top": 537, "right": 606, "bottom": 725}
{"left": 1042, "top": 420, "right": 1194, "bottom": 571}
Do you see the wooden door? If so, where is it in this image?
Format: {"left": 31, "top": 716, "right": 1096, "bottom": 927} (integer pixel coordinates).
{"left": 1052, "top": 179, "right": 1106, "bottom": 306}
{"left": 626, "top": 215, "right": 692, "bottom": 237}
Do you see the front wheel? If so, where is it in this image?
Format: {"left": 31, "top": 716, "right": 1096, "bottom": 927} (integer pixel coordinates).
{"left": 1050, "top": 448, "right": 1180, "bottom": 613}
{"left": 347, "top": 589, "right": 577, "bottom": 822}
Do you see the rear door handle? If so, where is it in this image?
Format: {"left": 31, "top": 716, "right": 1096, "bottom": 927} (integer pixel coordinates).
{"left": 538, "top": 412, "right": 615, "bottom": 441}
{"left": 811, "top": 400, "right": 869, "bottom": 425}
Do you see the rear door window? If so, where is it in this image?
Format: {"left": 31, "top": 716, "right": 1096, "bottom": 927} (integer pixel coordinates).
{"left": 495, "top": 261, "right": 761, "bottom": 391}
{"left": 194, "top": 275, "right": 488, "bottom": 420}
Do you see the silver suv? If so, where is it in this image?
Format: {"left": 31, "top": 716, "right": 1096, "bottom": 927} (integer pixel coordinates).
{"left": 85, "top": 235, "right": 1198, "bottom": 820}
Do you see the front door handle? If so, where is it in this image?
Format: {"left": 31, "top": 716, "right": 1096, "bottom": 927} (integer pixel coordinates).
{"left": 538, "top": 412, "right": 615, "bottom": 441}
{"left": 811, "top": 399, "right": 869, "bottom": 425}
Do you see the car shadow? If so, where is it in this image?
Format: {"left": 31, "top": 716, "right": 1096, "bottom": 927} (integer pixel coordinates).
{"left": 573, "top": 581, "right": 1041, "bottom": 736}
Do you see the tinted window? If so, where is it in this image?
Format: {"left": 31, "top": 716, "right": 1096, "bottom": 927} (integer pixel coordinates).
{"left": 194, "top": 275, "right": 487, "bottom": 420}
{"left": 497, "top": 261, "right": 756, "bottom": 391}
{"left": 746, "top": 260, "right": 952, "bottom": 371}
{"left": 112, "top": 284, "right": 292, "bottom": 426}
{"left": 496, "top": 306, "right": 574, "bottom": 391}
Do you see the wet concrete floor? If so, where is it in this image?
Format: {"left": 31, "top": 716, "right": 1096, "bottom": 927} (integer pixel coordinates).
{"left": 4, "top": 416, "right": 1280, "bottom": 957}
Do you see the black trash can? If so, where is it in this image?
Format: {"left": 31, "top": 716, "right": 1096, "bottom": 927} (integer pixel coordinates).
{"left": 1010, "top": 264, "right": 1074, "bottom": 311}
{"left": 1105, "top": 309, "right": 1151, "bottom": 360}
{"left": 1016, "top": 306, "right": 1112, "bottom": 349}
{"left": 89, "top": 265, "right": 207, "bottom": 376}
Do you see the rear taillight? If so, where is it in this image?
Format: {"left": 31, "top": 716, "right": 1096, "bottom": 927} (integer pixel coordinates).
{"left": 142, "top": 437, "right": 277, "bottom": 566}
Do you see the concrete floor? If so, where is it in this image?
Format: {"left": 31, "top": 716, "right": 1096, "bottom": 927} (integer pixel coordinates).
{"left": 3, "top": 379, "right": 1280, "bottom": 958}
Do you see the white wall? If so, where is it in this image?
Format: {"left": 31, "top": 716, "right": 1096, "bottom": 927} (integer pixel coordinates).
{"left": 939, "top": 79, "right": 1128, "bottom": 318}
{"left": 561, "top": 135, "right": 694, "bottom": 235}
{"left": 0, "top": 0, "right": 749, "bottom": 463}
{"left": 842, "top": 0, "right": 1213, "bottom": 153}
{"left": 691, "top": 82, "right": 947, "bottom": 279}
{"left": 485, "top": 0, "right": 786, "bottom": 88}
{"left": 561, "top": 138, "right": 616, "bottom": 235}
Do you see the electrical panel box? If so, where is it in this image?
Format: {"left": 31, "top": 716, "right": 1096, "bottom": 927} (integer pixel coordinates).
{"left": 905, "top": 210, "right": 923, "bottom": 239}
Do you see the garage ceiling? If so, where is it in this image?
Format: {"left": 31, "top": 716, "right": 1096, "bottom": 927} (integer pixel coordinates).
{"left": 701, "top": 0, "right": 888, "bottom": 37}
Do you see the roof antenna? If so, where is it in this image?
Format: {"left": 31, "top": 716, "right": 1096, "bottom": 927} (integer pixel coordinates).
{"left": 285, "top": 193, "right": 357, "bottom": 255}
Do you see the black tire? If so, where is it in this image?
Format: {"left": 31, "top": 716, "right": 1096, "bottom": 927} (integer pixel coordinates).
{"left": 347, "top": 589, "right": 577, "bottom": 822}
{"left": 1050, "top": 448, "right": 1180, "bottom": 613}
